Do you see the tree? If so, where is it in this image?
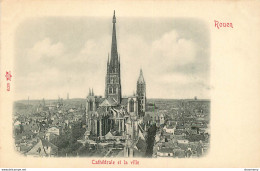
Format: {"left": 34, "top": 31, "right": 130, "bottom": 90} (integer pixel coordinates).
{"left": 51, "top": 120, "right": 86, "bottom": 157}
{"left": 145, "top": 124, "right": 157, "bottom": 157}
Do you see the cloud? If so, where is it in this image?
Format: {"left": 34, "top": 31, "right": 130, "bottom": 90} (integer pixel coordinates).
{"left": 27, "top": 38, "right": 64, "bottom": 62}
{"left": 153, "top": 31, "right": 195, "bottom": 61}
{"left": 16, "top": 28, "right": 209, "bottom": 100}
{"left": 117, "top": 29, "right": 202, "bottom": 97}
{"left": 158, "top": 73, "right": 192, "bottom": 85}
{"left": 119, "top": 30, "right": 197, "bottom": 72}
{"left": 150, "top": 30, "right": 197, "bottom": 71}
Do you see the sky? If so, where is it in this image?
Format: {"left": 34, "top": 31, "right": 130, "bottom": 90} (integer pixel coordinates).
{"left": 14, "top": 15, "right": 210, "bottom": 100}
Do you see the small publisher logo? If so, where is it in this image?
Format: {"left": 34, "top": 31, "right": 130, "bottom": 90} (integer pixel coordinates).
{"left": 5, "top": 71, "right": 12, "bottom": 81}
{"left": 5, "top": 71, "right": 12, "bottom": 92}
{"left": 7, "top": 83, "right": 10, "bottom": 91}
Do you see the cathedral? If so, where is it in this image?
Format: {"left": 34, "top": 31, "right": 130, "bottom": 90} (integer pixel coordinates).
{"left": 85, "top": 11, "right": 147, "bottom": 156}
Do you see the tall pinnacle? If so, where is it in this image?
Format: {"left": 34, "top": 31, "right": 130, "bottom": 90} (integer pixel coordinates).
{"left": 107, "top": 53, "right": 110, "bottom": 64}
{"left": 105, "top": 11, "right": 122, "bottom": 103}
{"left": 110, "top": 10, "right": 118, "bottom": 67}
{"left": 138, "top": 69, "right": 145, "bottom": 84}
{"left": 113, "top": 10, "right": 116, "bottom": 23}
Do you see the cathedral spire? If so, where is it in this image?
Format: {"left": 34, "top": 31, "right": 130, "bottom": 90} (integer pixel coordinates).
{"left": 137, "top": 68, "right": 145, "bottom": 84}
{"left": 113, "top": 10, "right": 116, "bottom": 23}
{"left": 105, "top": 11, "right": 122, "bottom": 103}
{"left": 137, "top": 68, "right": 146, "bottom": 115}
{"left": 107, "top": 53, "right": 110, "bottom": 74}
{"left": 107, "top": 53, "right": 110, "bottom": 64}
{"left": 110, "top": 10, "right": 118, "bottom": 67}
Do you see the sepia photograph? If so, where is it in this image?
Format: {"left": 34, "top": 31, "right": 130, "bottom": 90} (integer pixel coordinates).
{"left": 13, "top": 11, "right": 210, "bottom": 158}
{"left": 1, "top": 0, "right": 260, "bottom": 168}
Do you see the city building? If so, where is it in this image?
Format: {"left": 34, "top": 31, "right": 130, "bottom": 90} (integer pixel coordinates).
{"left": 85, "top": 11, "right": 147, "bottom": 157}
{"left": 26, "top": 139, "right": 58, "bottom": 157}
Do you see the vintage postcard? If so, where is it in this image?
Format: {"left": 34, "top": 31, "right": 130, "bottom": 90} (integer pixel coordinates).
{"left": 0, "top": 0, "right": 260, "bottom": 168}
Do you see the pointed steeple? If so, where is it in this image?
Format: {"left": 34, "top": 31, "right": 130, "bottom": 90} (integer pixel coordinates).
{"left": 113, "top": 10, "right": 116, "bottom": 23}
{"left": 137, "top": 68, "right": 145, "bottom": 84}
{"left": 118, "top": 54, "right": 121, "bottom": 72}
{"left": 107, "top": 53, "right": 110, "bottom": 65}
{"left": 110, "top": 10, "right": 118, "bottom": 68}
{"left": 89, "top": 88, "right": 91, "bottom": 96}
{"left": 105, "top": 11, "right": 122, "bottom": 103}
{"left": 92, "top": 88, "right": 94, "bottom": 96}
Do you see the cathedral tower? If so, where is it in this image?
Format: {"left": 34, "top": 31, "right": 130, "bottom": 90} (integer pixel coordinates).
{"left": 105, "top": 10, "right": 122, "bottom": 103}
{"left": 137, "top": 69, "right": 146, "bottom": 116}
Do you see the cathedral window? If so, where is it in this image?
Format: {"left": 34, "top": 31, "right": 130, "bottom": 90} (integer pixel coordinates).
{"left": 90, "top": 101, "right": 93, "bottom": 111}
{"left": 129, "top": 99, "right": 134, "bottom": 112}
{"left": 109, "top": 87, "right": 112, "bottom": 94}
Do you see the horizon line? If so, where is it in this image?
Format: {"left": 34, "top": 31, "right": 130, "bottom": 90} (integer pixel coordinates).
{"left": 14, "top": 97, "right": 211, "bottom": 102}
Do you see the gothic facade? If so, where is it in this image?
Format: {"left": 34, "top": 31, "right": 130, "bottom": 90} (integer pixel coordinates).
{"left": 85, "top": 11, "right": 147, "bottom": 155}
{"left": 137, "top": 69, "right": 146, "bottom": 117}
{"left": 105, "top": 11, "right": 121, "bottom": 103}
